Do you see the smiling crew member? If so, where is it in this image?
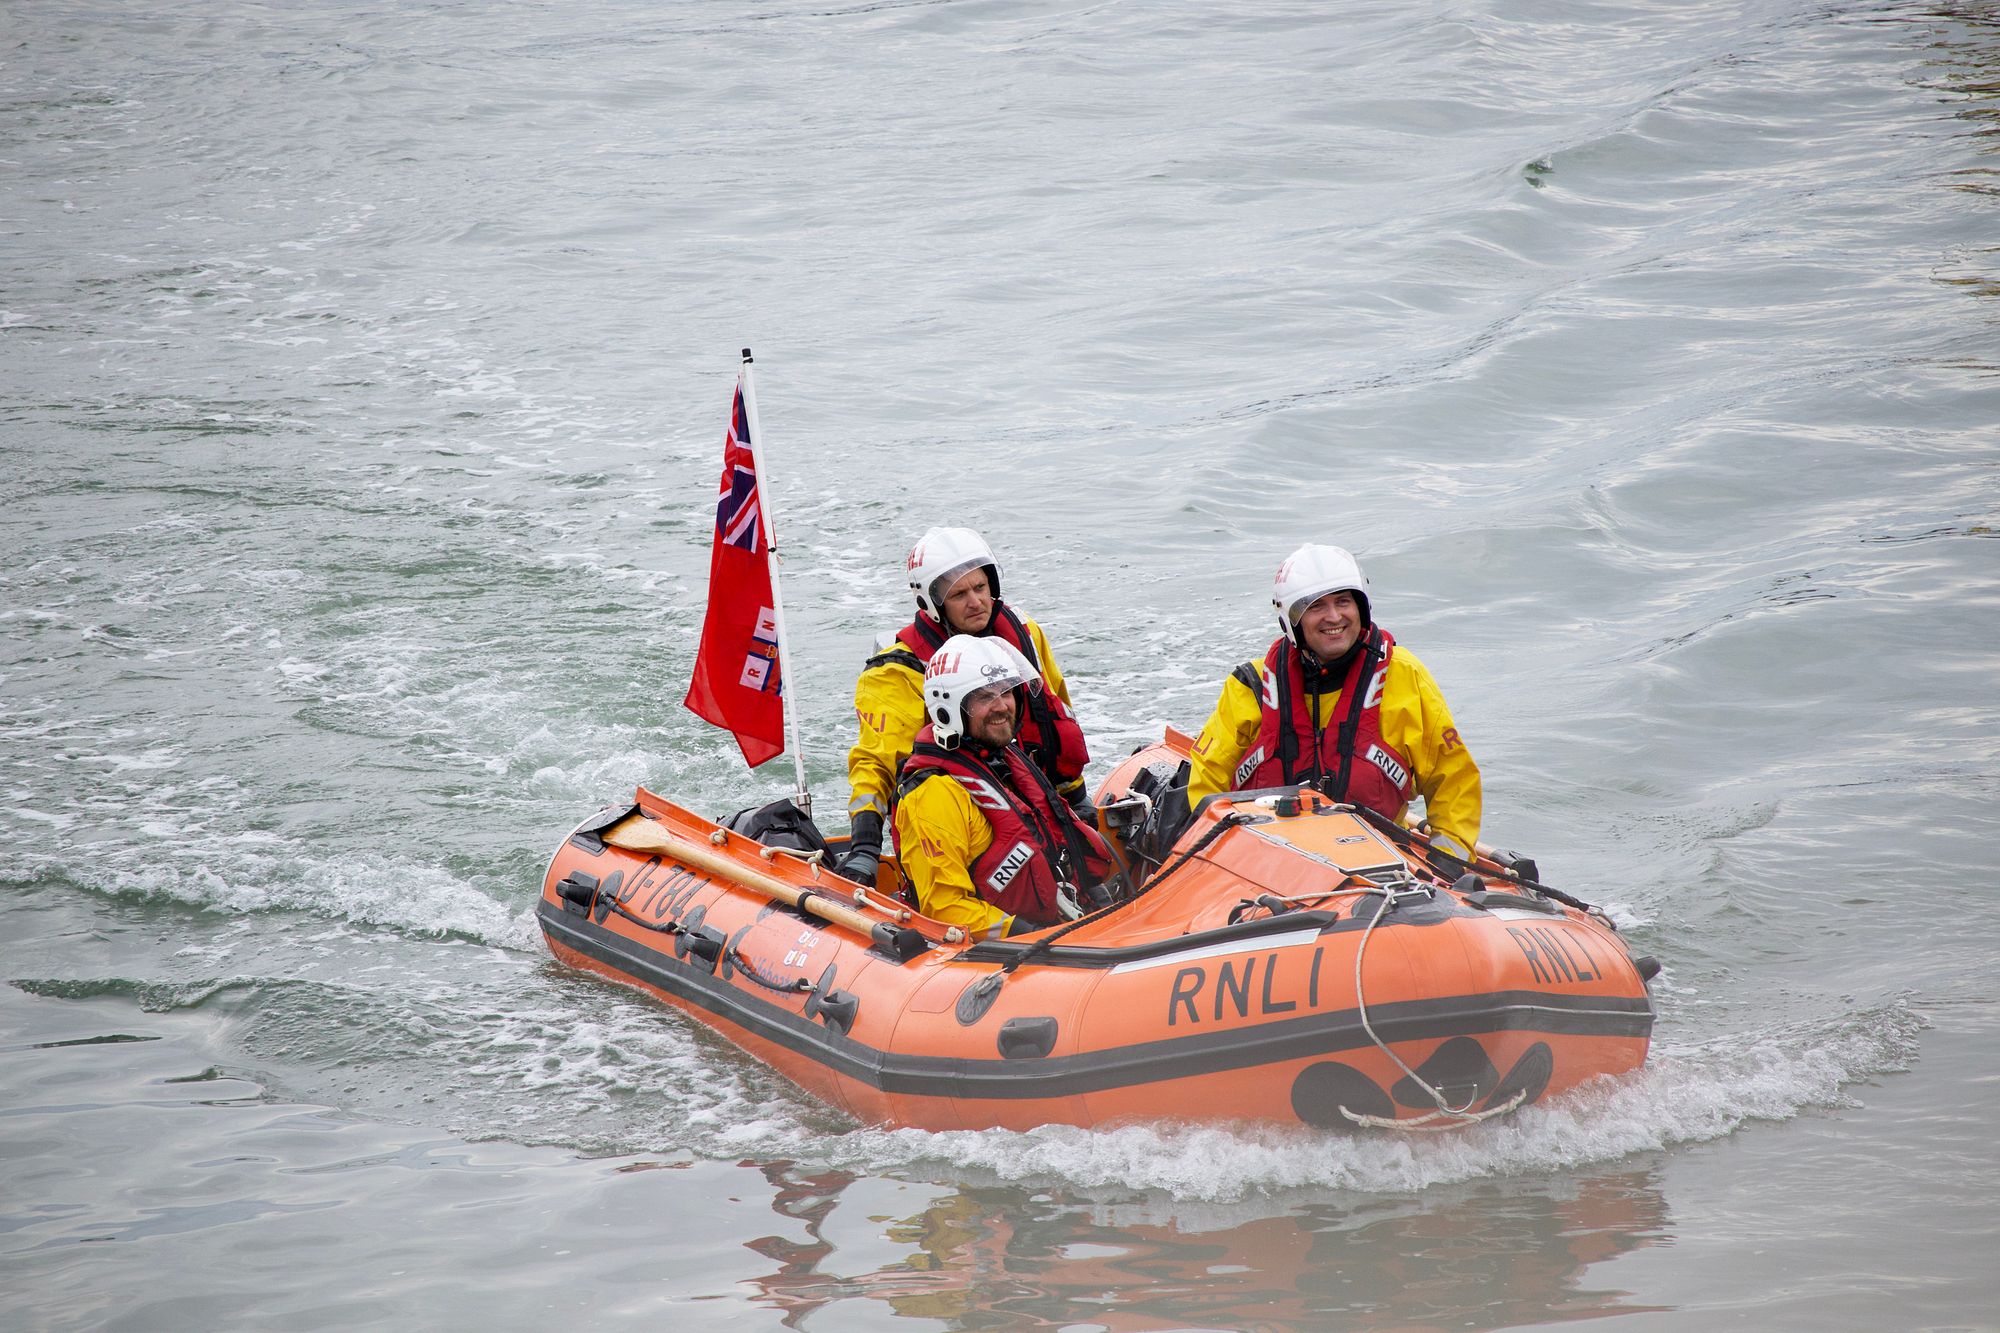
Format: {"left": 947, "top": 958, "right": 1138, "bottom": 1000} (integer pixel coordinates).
{"left": 893, "top": 636, "right": 1116, "bottom": 938}
{"left": 838, "top": 527, "right": 1090, "bottom": 885}
{"left": 1188, "top": 543, "right": 1481, "bottom": 865}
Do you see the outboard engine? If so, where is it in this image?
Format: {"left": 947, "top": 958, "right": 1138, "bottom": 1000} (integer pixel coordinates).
{"left": 1112, "top": 758, "right": 1193, "bottom": 879}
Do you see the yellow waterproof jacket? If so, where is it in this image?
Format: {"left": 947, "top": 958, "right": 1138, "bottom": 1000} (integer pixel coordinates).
{"left": 846, "top": 616, "right": 1072, "bottom": 820}
{"left": 1187, "top": 640, "right": 1482, "bottom": 861}
{"left": 893, "top": 775, "right": 1013, "bottom": 937}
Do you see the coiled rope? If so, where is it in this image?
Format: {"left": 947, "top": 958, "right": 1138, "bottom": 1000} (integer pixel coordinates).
{"left": 1339, "top": 881, "right": 1527, "bottom": 1132}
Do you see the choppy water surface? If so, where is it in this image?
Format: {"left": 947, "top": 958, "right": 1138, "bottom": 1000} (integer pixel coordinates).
{"left": 4, "top": 0, "right": 1997, "bottom": 1327}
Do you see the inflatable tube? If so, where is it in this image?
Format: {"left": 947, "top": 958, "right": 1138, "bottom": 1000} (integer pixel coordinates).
{"left": 537, "top": 731, "right": 1655, "bottom": 1131}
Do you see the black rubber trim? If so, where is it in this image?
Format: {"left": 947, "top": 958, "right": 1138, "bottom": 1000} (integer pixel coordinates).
{"left": 1465, "top": 889, "right": 1561, "bottom": 916}
{"left": 569, "top": 803, "right": 640, "bottom": 855}
{"left": 869, "top": 922, "right": 930, "bottom": 962}
{"left": 998, "top": 1016, "right": 1059, "bottom": 1060}
{"left": 540, "top": 900, "right": 1654, "bottom": 1102}
{"left": 556, "top": 871, "right": 598, "bottom": 917}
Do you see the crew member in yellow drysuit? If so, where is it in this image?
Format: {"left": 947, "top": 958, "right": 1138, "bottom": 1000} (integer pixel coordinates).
{"left": 892, "top": 636, "right": 1114, "bottom": 937}
{"left": 838, "top": 527, "right": 1088, "bottom": 885}
{"left": 1189, "top": 543, "right": 1481, "bottom": 864}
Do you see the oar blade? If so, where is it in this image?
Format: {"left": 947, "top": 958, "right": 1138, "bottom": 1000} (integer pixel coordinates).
{"left": 603, "top": 814, "right": 678, "bottom": 855}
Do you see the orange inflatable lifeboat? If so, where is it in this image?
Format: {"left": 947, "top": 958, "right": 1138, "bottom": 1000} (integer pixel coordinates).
{"left": 537, "top": 730, "right": 1657, "bottom": 1132}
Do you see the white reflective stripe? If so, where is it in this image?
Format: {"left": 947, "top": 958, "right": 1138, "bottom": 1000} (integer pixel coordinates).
{"left": 1108, "top": 927, "right": 1324, "bottom": 974}
{"left": 1431, "top": 834, "right": 1470, "bottom": 860}
{"left": 956, "top": 776, "right": 1009, "bottom": 812}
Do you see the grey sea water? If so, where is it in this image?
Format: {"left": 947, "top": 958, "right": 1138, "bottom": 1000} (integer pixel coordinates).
{"left": 3, "top": 0, "right": 1996, "bottom": 1327}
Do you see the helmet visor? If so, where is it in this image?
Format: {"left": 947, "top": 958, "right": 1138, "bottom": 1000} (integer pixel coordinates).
{"left": 965, "top": 659, "right": 1036, "bottom": 702}
{"left": 1286, "top": 584, "right": 1360, "bottom": 626}
{"left": 964, "top": 683, "right": 1016, "bottom": 713}
{"left": 928, "top": 557, "right": 991, "bottom": 609}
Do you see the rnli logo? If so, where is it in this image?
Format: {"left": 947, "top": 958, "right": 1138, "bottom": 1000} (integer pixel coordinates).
{"left": 1364, "top": 743, "right": 1408, "bottom": 790}
{"left": 985, "top": 841, "right": 1034, "bottom": 894}
{"left": 738, "top": 606, "right": 780, "bottom": 694}
{"left": 926, "top": 651, "right": 960, "bottom": 680}
{"left": 1234, "top": 745, "right": 1266, "bottom": 787}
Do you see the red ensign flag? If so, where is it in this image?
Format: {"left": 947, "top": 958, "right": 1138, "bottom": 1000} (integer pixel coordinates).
{"left": 682, "top": 379, "right": 786, "bottom": 767}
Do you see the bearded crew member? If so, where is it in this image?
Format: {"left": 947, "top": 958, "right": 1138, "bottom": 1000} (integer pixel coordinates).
{"left": 838, "top": 527, "right": 1090, "bottom": 885}
{"left": 893, "top": 636, "right": 1117, "bottom": 939}
{"left": 1189, "top": 544, "right": 1482, "bottom": 865}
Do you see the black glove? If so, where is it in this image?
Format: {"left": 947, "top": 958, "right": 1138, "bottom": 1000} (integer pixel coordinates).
{"left": 1062, "top": 782, "right": 1096, "bottom": 824}
{"left": 838, "top": 811, "right": 883, "bottom": 886}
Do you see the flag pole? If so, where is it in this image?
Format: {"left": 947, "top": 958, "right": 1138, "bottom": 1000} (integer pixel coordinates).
{"left": 737, "top": 348, "right": 812, "bottom": 817}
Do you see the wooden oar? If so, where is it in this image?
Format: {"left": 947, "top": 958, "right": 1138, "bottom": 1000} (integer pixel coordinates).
{"left": 602, "top": 812, "right": 898, "bottom": 941}
{"left": 1389, "top": 816, "right": 1600, "bottom": 913}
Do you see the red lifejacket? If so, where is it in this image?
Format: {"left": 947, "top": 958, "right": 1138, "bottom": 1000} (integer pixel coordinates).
{"left": 885, "top": 602, "right": 1090, "bottom": 783}
{"left": 1236, "top": 628, "right": 1416, "bottom": 820}
{"left": 896, "top": 728, "right": 1114, "bottom": 926}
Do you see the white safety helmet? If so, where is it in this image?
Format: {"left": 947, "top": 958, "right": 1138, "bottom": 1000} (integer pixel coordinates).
{"left": 907, "top": 527, "right": 1002, "bottom": 623}
{"left": 922, "top": 634, "right": 1040, "bottom": 750}
{"left": 1272, "top": 544, "right": 1372, "bottom": 647}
